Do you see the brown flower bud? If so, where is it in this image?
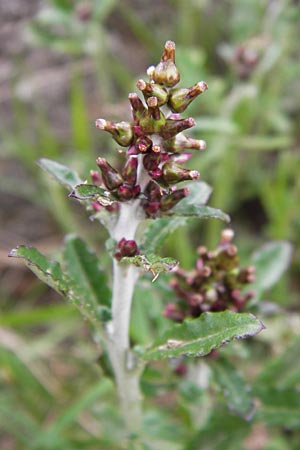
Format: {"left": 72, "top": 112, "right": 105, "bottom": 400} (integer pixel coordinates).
{"left": 96, "top": 157, "right": 123, "bottom": 190}
{"left": 152, "top": 40, "right": 180, "bottom": 87}
{"left": 136, "top": 79, "right": 168, "bottom": 106}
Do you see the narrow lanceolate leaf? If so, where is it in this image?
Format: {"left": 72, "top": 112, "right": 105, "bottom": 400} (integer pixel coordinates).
{"left": 69, "top": 183, "right": 114, "bottom": 206}
{"left": 137, "top": 311, "right": 264, "bottom": 361}
{"left": 121, "top": 254, "right": 178, "bottom": 280}
{"left": 167, "top": 204, "right": 230, "bottom": 222}
{"left": 8, "top": 246, "right": 68, "bottom": 295}
{"left": 141, "top": 216, "right": 188, "bottom": 254}
{"left": 38, "top": 158, "right": 82, "bottom": 189}
{"left": 251, "top": 241, "right": 292, "bottom": 302}
{"left": 210, "top": 357, "right": 255, "bottom": 420}
{"left": 63, "top": 235, "right": 111, "bottom": 320}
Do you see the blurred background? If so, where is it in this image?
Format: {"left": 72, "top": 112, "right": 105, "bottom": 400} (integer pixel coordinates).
{"left": 0, "top": 0, "right": 300, "bottom": 449}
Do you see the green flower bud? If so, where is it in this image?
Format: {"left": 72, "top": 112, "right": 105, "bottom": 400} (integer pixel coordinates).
{"left": 168, "top": 81, "right": 208, "bottom": 113}
{"left": 162, "top": 160, "right": 200, "bottom": 184}
{"left": 136, "top": 79, "right": 168, "bottom": 106}
{"left": 139, "top": 97, "right": 166, "bottom": 134}
{"left": 159, "top": 187, "right": 189, "bottom": 211}
{"left": 164, "top": 134, "right": 206, "bottom": 152}
{"left": 128, "top": 92, "right": 146, "bottom": 122}
{"left": 152, "top": 40, "right": 180, "bottom": 87}
{"left": 95, "top": 119, "right": 133, "bottom": 147}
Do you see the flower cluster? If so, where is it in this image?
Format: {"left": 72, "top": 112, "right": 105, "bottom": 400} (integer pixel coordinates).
{"left": 90, "top": 40, "right": 207, "bottom": 218}
{"left": 165, "top": 229, "right": 256, "bottom": 322}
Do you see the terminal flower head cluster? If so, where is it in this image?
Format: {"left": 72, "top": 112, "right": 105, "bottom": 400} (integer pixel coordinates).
{"left": 90, "top": 40, "right": 208, "bottom": 221}
{"left": 165, "top": 229, "right": 256, "bottom": 322}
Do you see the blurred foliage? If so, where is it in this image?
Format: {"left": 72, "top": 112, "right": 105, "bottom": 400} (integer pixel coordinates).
{"left": 1, "top": 0, "right": 300, "bottom": 449}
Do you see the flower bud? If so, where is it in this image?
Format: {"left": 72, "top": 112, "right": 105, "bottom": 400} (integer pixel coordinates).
{"left": 152, "top": 40, "right": 180, "bottom": 87}
{"left": 114, "top": 238, "right": 140, "bottom": 260}
{"left": 162, "top": 160, "right": 200, "bottom": 184}
{"left": 128, "top": 92, "right": 146, "bottom": 122}
{"left": 136, "top": 136, "right": 152, "bottom": 153}
{"left": 160, "top": 117, "right": 196, "bottom": 140}
{"left": 159, "top": 187, "right": 189, "bottom": 211}
{"left": 143, "top": 152, "right": 162, "bottom": 171}
{"left": 96, "top": 157, "right": 123, "bottom": 190}
{"left": 168, "top": 81, "right": 208, "bottom": 113}
{"left": 95, "top": 119, "right": 133, "bottom": 147}
{"left": 139, "top": 97, "right": 166, "bottom": 134}
{"left": 90, "top": 170, "right": 102, "bottom": 186}
{"left": 122, "top": 156, "right": 138, "bottom": 186}
{"left": 136, "top": 79, "right": 168, "bottom": 106}
{"left": 164, "top": 134, "right": 206, "bottom": 152}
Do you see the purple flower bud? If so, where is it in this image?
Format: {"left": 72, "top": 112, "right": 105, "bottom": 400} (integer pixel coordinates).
{"left": 122, "top": 156, "right": 138, "bottom": 186}
{"left": 143, "top": 152, "right": 162, "bottom": 171}
{"left": 96, "top": 157, "right": 123, "bottom": 190}
{"left": 136, "top": 136, "right": 152, "bottom": 153}
{"left": 95, "top": 119, "right": 133, "bottom": 147}
{"left": 168, "top": 81, "right": 208, "bottom": 113}
{"left": 115, "top": 238, "right": 140, "bottom": 260}
{"left": 136, "top": 79, "right": 168, "bottom": 106}
{"left": 116, "top": 184, "right": 134, "bottom": 201}
{"left": 164, "top": 303, "right": 184, "bottom": 322}
{"left": 152, "top": 41, "right": 180, "bottom": 87}
{"left": 90, "top": 170, "right": 102, "bottom": 186}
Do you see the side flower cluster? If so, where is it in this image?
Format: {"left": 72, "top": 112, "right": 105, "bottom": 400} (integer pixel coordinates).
{"left": 90, "top": 40, "right": 207, "bottom": 219}
{"left": 165, "top": 229, "right": 256, "bottom": 322}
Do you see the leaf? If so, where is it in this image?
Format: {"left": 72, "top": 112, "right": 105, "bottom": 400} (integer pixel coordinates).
{"left": 121, "top": 254, "right": 178, "bottom": 281}
{"left": 251, "top": 241, "right": 292, "bottom": 301}
{"left": 137, "top": 311, "right": 264, "bottom": 361}
{"left": 178, "top": 181, "right": 212, "bottom": 205}
{"left": 69, "top": 183, "right": 114, "bottom": 206}
{"left": 8, "top": 246, "right": 68, "bottom": 295}
{"left": 63, "top": 235, "right": 111, "bottom": 313}
{"left": 37, "top": 158, "right": 82, "bottom": 189}
{"left": 9, "top": 237, "right": 111, "bottom": 324}
{"left": 210, "top": 357, "right": 255, "bottom": 420}
{"left": 168, "top": 204, "right": 230, "bottom": 222}
{"left": 141, "top": 217, "right": 188, "bottom": 254}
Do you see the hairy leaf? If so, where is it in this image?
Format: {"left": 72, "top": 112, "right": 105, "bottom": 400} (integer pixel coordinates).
{"left": 137, "top": 311, "right": 264, "bottom": 361}
{"left": 63, "top": 235, "right": 111, "bottom": 309}
{"left": 121, "top": 254, "right": 178, "bottom": 280}
{"left": 210, "top": 357, "right": 255, "bottom": 420}
{"left": 8, "top": 246, "right": 68, "bottom": 295}
{"left": 168, "top": 204, "right": 230, "bottom": 222}
{"left": 38, "top": 158, "right": 82, "bottom": 189}
{"left": 69, "top": 183, "right": 114, "bottom": 206}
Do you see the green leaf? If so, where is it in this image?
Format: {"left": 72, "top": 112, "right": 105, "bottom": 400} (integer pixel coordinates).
{"left": 63, "top": 235, "right": 111, "bottom": 311}
{"left": 168, "top": 204, "right": 230, "bottom": 222}
{"left": 251, "top": 241, "right": 292, "bottom": 301}
{"left": 137, "top": 311, "right": 264, "bottom": 361}
{"left": 69, "top": 183, "right": 114, "bottom": 206}
{"left": 8, "top": 246, "right": 68, "bottom": 295}
{"left": 210, "top": 357, "right": 255, "bottom": 420}
{"left": 121, "top": 254, "right": 178, "bottom": 281}
{"left": 38, "top": 158, "right": 82, "bottom": 189}
{"left": 141, "top": 217, "right": 188, "bottom": 254}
